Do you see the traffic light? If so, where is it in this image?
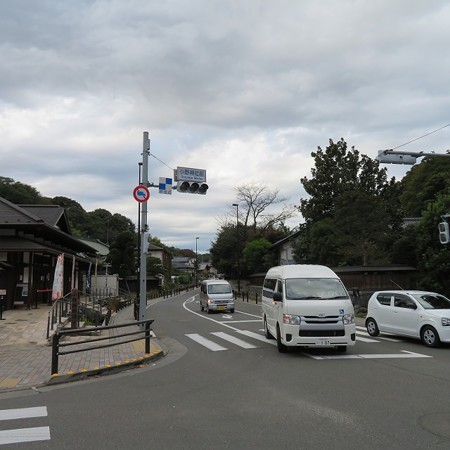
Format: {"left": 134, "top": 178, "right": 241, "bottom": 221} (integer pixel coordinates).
{"left": 177, "top": 181, "right": 209, "bottom": 194}
{"left": 438, "top": 222, "right": 450, "bottom": 244}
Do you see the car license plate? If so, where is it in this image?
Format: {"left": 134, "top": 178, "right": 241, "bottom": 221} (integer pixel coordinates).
{"left": 217, "top": 306, "right": 226, "bottom": 311}
{"left": 315, "top": 339, "right": 331, "bottom": 346}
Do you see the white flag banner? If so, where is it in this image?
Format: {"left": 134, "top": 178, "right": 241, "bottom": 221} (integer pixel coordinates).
{"left": 51, "top": 253, "right": 64, "bottom": 301}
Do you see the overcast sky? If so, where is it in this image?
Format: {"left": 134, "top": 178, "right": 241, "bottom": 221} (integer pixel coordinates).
{"left": 1, "top": 0, "right": 450, "bottom": 253}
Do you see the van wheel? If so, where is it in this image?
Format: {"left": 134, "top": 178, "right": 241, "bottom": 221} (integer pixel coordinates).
{"left": 206, "top": 306, "right": 211, "bottom": 314}
{"left": 421, "top": 326, "right": 440, "bottom": 347}
{"left": 200, "top": 302, "right": 204, "bottom": 312}
{"left": 230, "top": 309, "right": 235, "bottom": 313}
{"left": 276, "top": 324, "right": 287, "bottom": 353}
{"left": 264, "top": 316, "right": 274, "bottom": 339}
{"left": 366, "top": 318, "right": 379, "bottom": 337}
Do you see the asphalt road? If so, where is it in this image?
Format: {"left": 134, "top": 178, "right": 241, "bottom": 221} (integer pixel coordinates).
{"left": 1, "top": 291, "right": 450, "bottom": 449}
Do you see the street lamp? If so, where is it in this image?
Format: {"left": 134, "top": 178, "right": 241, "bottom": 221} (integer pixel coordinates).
{"left": 195, "top": 237, "right": 199, "bottom": 287}
{"left": 232, "top": 204, "right": 241, "bottom": 293}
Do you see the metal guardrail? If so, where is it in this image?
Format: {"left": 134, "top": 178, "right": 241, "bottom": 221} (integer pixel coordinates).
{"left": 51, "top": 318, "right": 154, "bottom": 375}
{"left": 46, "top": 295, "right": 71, "bottom": 339}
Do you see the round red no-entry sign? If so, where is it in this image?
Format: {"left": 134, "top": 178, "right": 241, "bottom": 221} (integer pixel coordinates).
{"left": 133, "top": 185, "right": 150, "bottom": 203}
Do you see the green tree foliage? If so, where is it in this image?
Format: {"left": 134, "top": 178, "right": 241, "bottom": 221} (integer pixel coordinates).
{"left": 52, "top": 196, "right": 88, "bottom": 236}
{"left": 107, "top": 231, "right": 136, "bottom": 278}
{"left": 0, "top": 177, "right": 49, "bottom": 204}
{"left": 412, "top": 193, "right": 450, "bottom": 296}
{"left": 242, "top": 238, "right": 277, "bottom": 273}
{"left": 210, "top": 225, "right": 240, "bottom": 278}
{"left": 400, "top": 156, "right": 450, "bottom": 216}
{"left": 295, "top": 139, "right": 401, "bottom": 266}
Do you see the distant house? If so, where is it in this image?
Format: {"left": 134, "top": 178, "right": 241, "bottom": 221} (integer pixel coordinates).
{"left": 172, "top": 256, "right": 195, "bottom": 275}
{"left": 0, "top": 197, "right": 97, "bottom": 310}
{"left": 271, "top": 229, "right": 301, "bottom": 265}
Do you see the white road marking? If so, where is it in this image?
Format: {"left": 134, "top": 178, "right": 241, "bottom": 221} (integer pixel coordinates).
{"left": 0, "top": 407, "right": 47, "bottom": 421}
{"left": 356, "top": 326, "right": 402, "bottom": 342}
{"left": 185, "top": 333, "right": 227, "bottom": 351}
{"left": 0, "top": 407, "right": 50, "bottom": 445}
{"left": 211, "top": 332, "right": 258, "bottom": 349}
{"left": 0, "top": 427, "right": 51, "bottom": 445}
{"left": 307, "top": 350, "right": 432, "bottom": 360}
{"left": 236, "top": 330, "right": 277, "bottom": 346}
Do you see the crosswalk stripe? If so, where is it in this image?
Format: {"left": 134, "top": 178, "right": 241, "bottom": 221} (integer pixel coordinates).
{"left": 185, "top": 334, "right": 227, "bottom": 351}
{"left": 237, "top": 330, "right": 277, "bottom": 346}
{"left": 211, "top": 332, "right": 258, "bottom": 349}
{"left": 0, "top": 427, "right": 50, "bottom": 445}
{"left": 355, "top": 333, "right": 380, "bottom": 343}
{"left": 0, "top": 407, "right": 47, "bottom": 421}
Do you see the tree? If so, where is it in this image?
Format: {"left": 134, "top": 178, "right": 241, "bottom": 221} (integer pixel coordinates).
{"left": 233, "top": 183, "right": 297, "bottom": 234}
{"left": 107, "top": 231, "right": 136, "bottom": 278}
{"left": 297, "top": 139, "right": 401, "bottom": 265}
{"left": 242, "top": 238, "right": 277, "bottom": 273}
{"left": 0, "top": 176, "right": 49, "bottom": 204}
{"left": 400, "top": 156, "right": 450, "bottom": 217}
{"left": 414, "top": 192, "right": 450, "bottom": 296}
{"left": 300, "top": 139, "right": 397, "bottom": 222}
{"left": 210, "top": 225, "right": 241, "bottom": 278}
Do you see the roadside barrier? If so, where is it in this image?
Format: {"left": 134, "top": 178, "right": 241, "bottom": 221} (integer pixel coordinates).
{"left": 51, "top": 318, "right": 154, "bottom": 375}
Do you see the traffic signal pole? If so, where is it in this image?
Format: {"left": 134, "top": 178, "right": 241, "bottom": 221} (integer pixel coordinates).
{"left": 139, "top": 132, "right": 150, "bottom": 322}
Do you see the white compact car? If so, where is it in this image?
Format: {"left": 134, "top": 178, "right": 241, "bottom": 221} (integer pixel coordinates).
{"left": 365, "top": 290, "right": 450, "bottom": 347}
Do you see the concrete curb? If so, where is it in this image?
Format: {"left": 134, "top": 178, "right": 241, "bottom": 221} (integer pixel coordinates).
{"left": 46, "top": 348, "right": 165, "bottom": 386}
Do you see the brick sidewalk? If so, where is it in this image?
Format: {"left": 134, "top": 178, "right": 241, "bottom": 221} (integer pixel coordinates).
{"left": 0, "top": 305, "right": 163, "bottom": 393}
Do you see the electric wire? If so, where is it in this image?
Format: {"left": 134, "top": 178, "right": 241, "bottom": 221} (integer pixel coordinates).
{"left": 392, "top": 123, "right": 450, "bottom": 150}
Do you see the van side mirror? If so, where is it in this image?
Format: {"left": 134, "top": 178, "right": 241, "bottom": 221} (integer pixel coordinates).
{"left": 273, "top": 292, "right": 282, "bottom": 302}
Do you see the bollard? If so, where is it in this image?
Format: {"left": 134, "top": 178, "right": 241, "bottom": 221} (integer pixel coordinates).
{"left": 145, "top": 321, "right": 151, "bottom": 354}
{"left": 51, "top": 332, "right": 61, "bottom": 375}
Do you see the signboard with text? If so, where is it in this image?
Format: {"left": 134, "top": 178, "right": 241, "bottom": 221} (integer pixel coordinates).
{"left": 174, "top": 167, "right": 206, "bottom": 183}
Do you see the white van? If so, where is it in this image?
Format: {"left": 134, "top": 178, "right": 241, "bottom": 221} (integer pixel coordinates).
{"left": 200, "top": 279, "right": 235, "bottom": 314}
{"left": 262, "top": 265, "right": 356, "bottom": 353}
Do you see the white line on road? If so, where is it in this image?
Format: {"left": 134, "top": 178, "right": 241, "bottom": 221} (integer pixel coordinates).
{"left": 211, "top": 332, "right": 258, "bottom": 349}
{"left": 0, "top": 407, "right": 47, "bottom": 421}
{"left": 0, "top": 427, "right": 50, "bottom": 445}
{"left": 236, "top": 330, "right": 277, "bottom": 346}
{"left": 185, "top": 333, "right": 228, "bottom": 351}
{"left": 307, "top": 350, "right": 432, "bottom": 360}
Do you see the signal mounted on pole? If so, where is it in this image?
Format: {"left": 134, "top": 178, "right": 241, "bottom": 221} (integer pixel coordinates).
{"left": 438, "top": 215, "right": 450, "bottom": 244}
{"left": 174, "top": 166, "right": 208, "bottom": 195}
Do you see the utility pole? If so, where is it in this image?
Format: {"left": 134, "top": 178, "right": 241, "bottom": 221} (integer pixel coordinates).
{"left": 139, "top": 132, "right": 150, "bottom": 322}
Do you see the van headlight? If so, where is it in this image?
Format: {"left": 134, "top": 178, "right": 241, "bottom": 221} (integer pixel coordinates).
{"left": 442, "top": 317, "right": 450, "bottom": 326}
{"left": 283, "top": 314, "right": 300, "bottom": 325}
{"left": 343, "top": 314, "right": 355, "bottom": 325}
{"left": 207, "top": 298, "right": 215, "bottom": 305}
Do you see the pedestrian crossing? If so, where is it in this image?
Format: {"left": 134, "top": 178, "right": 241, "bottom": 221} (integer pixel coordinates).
{"left": 0, "top": 407, "right": 50, "bottom": 446}
{"left": 185, "top": 326, "right": 403, "bottom": 353}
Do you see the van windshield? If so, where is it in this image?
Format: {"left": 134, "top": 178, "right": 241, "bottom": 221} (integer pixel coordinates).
{"left": 285, "top": 278, "right": 349, "bottom": 300}
{"left": 208, "top": 284, "right": 232, "bottom": 294}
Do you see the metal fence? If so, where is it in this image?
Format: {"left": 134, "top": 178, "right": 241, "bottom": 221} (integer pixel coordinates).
{"left": 51, "top": 318, "right": 154, "bottom": 375}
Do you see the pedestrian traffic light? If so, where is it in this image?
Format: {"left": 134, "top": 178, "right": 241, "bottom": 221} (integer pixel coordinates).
{"left": 438, "top": 222, "right": 450, "bottom": 244}
{"left": 177, "top": 181, "right": 209, "bottom": 194}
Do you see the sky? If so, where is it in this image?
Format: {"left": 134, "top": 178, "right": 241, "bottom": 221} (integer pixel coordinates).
{"left": 1, "top": 0, "right": 450, "bottom": 253}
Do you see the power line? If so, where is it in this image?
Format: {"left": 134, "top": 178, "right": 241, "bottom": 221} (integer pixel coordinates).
{"left": 150, "top": 152, "right": 173, "bottom": 171}
{"left": 392, "top": 123, "right": 450, "bottom": 150}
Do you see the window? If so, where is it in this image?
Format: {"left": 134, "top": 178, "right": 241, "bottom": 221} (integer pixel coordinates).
{"left": 394, "top": 294, "right": 416, "bottom": 309}
{"left": 284, "top": 278, "right": 348, "bottom": 300}
{"left": 208, "top": 284, "right": 232, "bottom": 294}
{"left": 376, "top": 294, "right": 392, "bottom": 306}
